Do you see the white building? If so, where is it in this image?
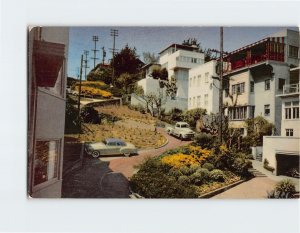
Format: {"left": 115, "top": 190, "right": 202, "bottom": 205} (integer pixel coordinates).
{"left": 159, "top": 44, "right": 205, "bottom": 101}
{"left": 188, "top": 60, "right": 219, "bottom": 114}
{"left": 223, "top": 29, "right": 299, "bottom": 135}
{"left": 28, "top": 27, "right": 69, "bottom": 197}
{"left": 263, "top": 79, "right": 299, "bottom": 176}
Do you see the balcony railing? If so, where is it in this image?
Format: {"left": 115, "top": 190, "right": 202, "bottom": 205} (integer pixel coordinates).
{"left": 283, "top": 83, "right": 300, "bottom": 95}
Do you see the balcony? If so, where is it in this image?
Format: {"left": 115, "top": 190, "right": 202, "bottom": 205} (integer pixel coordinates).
{"left": 283, "top": 83, "right": 300, "bottom": 95}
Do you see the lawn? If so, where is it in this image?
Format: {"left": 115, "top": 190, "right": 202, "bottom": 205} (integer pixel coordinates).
{"left": 65, "top": 122, "right": 166, "bottom": 149}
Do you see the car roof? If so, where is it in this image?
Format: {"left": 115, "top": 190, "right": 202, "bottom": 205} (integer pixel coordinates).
{"left": 177, "top": 122, "right": 189, "bottom": 124}
{"left": 105, "top": 138, "right": 125, "bottom": 143}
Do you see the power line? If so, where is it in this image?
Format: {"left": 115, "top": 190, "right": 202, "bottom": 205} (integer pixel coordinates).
{"left": 110, "top": 29, "right": 118, "bottom": 85}
{"left": 91, "top": 35, "right": 99, "bottom": 68}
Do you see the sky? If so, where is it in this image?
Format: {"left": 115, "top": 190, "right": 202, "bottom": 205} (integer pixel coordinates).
{"left": 67, "top": 26, "right": 298, "bottom": 78}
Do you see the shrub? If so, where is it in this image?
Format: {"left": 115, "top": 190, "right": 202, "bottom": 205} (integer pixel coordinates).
{"left": 195, "top": 168, "right": 210, "bottom": 181}
{"left": 168, "top": 167, "right": 183, "bottom": 178}
{"left": 232, "top": 157, "right": 252, "bottom": 176}
{"left": 169, "top": 108, "right": 184, "bottom": 122}
{"left": 267, "top": 179, "right": 296, "bottom": 199}
{"left": 209, "top": 169, "right": 225, "bottom": 181}
{"left": 178, "top": 175, "right": 190, "bottom": 185}
{"left": 65, "top": 96, "right": 80, "bottom": 134}
{"left": 263, "top": 159, "right": 275, "bottom": 173}
{"left": 202, "top": 162, "right": 214, "bottom": 171}
{"left": 179, "top": 166, "right": 191, "bottom": 176}
{"left": 193, "top": 133, "right": 217, "bottom": 149}
{"left": 183, "top": 108, "right": 206, "bottom": 128}
{"left": 80, "top": 106, "right": 101, "bottom": 124}
{"left": 190, "top": 172, "right": 205, "bottom": 185}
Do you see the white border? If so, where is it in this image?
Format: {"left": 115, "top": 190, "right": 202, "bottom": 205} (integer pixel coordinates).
{"left": 1, "top": 0, "right": 300, "bottom": 232}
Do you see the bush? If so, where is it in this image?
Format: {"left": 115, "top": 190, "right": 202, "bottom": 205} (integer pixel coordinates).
{"left": 209, "top": 169, "right": 225, "bottom": 181}
{"left": 168, "top": 168, "right": 183, "bottom": 178}
{"left": 80, "top": 106, "right": 101, "bottom": 124}
{"left": 263, "top": 159, "right": 275, "bottom": 173}
{"left": 179, "top": 166, "right": 192, "bottom": 176}
{"left": 232, "top": 157, "right": 252, "bottom": 176}
{"left": 195, "top": 168, "right": 210, "bottom": 181}
{"left": 169, "top": 108, "right": 184, "bottom": 122}
{"left": 202, "top": 162, "right": 214, "bottom": 171}
{"left": 190, "top": 172, "right": 205, "bottom": 185}
{"left": 178, "top": 175, "right": 190, "bottom": 185}
{"left": 193, "top": 133, "right": 217, "bottom": 149}
{"left": 267, "top": 179, "right": 296, "bottom": 199}
{"left": 183, "top": 108, "right": 206, "bottom": 128}
{"left": 65, "top": 96, "right": 80, "bottom": 134}
{"left": 130, "top": 158, "right": 197, "bottom": 198}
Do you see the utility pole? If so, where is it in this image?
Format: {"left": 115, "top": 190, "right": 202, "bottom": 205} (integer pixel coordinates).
{"left": 110, "top": 29, "right": 118, "bottom": 85}
{"left": 77, "top": 54, "right": 83, "bottom": 135}
{"left": 102, "top": 46, "right": 106, "bottom": 65}
{"left": 219, "top": 27, "right": 224, "bottom": 143}
{"left": 91, "top": 35, "right": 99, "bottom": 68}
{"left": 83, "top": 50, "right": 89, "bottom": 80}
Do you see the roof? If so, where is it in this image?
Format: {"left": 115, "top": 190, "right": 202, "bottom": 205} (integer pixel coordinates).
{"left": 159, "top": 43, "right": 199, "bottom": 54}
{"left": 226, "top": 36, "right": 285, "bottom": 57}
{"left": 105, "top": 138, "right": 125, "bottom": 143}
{"left": 141, "top": 63, "right": 161, "bottom": 70}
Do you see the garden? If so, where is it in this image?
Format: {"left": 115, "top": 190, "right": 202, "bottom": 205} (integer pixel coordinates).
{"left": 130, "top": 143, "right": 253, "bottom": 198}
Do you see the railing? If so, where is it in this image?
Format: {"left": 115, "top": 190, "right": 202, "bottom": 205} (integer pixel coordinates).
{"left": 283, "top": 83, "right": 300, "bottom": 94}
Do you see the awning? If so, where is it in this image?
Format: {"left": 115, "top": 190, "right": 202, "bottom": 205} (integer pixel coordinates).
{"left": 33, "top": 40, "right": 65, "bottom": 87}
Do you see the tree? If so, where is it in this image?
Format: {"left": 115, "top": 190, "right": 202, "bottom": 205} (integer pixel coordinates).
{"left": 87, "top": 64, "right": 112, "bottom": 84}
{"left": 142, "top": 52, "right": 159, "bottom": 64}
{"left": 115, "top": 72, "right": 136, "bottom": 94}
{"left": 112, "top": 44, "right": 143, "bottom": 77}
{"left": 182, "top": 38, "right": 202, "bottom": 50}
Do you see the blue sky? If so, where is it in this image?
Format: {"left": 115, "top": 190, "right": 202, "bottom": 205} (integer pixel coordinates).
{"left": 67, "top": 26, "right": 298, "bottom": 78}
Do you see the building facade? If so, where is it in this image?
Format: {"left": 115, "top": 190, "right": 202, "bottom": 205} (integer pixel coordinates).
{"left": 188, "top": 60, "right": 220, "bottom": 114}
{"left": 223, "top": 29, "right": 299, "bottom": 135}
{"left": 28, "top": 27, "right": 69, "bottom": 197}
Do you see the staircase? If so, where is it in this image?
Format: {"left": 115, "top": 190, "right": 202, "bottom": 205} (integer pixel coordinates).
{"left": 255, "top": 153, "right": 262, "bottom": 162}
{"left": 248, "top": 168, "right": 267, "bottom": 177}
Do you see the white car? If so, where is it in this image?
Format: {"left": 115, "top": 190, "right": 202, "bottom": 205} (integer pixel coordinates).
{"left": 166, "top": 122, "right": 195, "bottom": 140}
{"left": 85, "top": 138, "right": 138, "bottom": 158}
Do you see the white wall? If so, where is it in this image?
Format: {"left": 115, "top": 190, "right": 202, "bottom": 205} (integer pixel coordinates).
{"left": 188, "top": 60, "right": 219, "bottom": 114}
{"left": 281, "top": 96, "right": 300, "bottom": 137}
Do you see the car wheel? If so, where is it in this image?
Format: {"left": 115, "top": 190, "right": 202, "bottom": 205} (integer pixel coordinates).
{"left": 123, "top": 152, "right": 130, "bottom": 157}
{"left": 179, "top": 135, "right": 183, "bottom": 141}
{"left": 91, "top": 150, "right": 100, "bottom": 158}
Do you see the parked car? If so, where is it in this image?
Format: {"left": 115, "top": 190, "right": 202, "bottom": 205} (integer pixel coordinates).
{"left": 166, "top": 121, "right": 195, "bottom": 140}
{"left": 85, "top": 138, "right": 138, "bottom": 158}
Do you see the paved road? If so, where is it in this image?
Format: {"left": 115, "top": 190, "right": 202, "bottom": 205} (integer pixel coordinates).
{"left": 105, "top": 127, "right": 191, "bottom": 178}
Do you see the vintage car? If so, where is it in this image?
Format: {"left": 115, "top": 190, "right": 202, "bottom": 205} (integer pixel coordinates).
{"left": 85, "top": 138, "right": 138, "bottom": 158}
{"left": 165, "top": 121, "right": 195, "bottom": 140}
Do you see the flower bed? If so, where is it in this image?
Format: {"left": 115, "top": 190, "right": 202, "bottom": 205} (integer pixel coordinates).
{"left": 130, "top": 145, "right": 251, "bottom": 198}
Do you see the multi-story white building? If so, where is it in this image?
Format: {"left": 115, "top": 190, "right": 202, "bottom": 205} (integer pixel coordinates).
{"left": 188, "top": 60, "right": 219, "bottom": 114}
{"left": 263, "top": 78, "right": 299, "bottom": 175}
{"left": 223, "top": 29, "right": 299, "bottom": 135}
{"left": 159, "top": 44, "right": 205, "bottom": 104}
{"left": 28, "top": 27, "right": 69, "bottom": 197}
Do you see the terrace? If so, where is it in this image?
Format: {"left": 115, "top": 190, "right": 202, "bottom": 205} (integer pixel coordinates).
{"left": 224, "top": 37, "right": 285, "bottom": 73}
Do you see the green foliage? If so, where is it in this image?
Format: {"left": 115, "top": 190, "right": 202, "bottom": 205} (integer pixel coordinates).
{"left": 168, "top": 167, "right": 183, "bottom": 178}
{"left": 202, "top": 162, "right": 214, "bottom": 171}
{"left": 142, "top": 52, "right": 159, "bottom": 64}
{"left": 133, "top": 84, "right": 144, "bottom": 96}
{"left": 80, "top": 106, "right": 101, "bottom": 124}
{"left": 115, "top": 72, "right": 137, "bottom": 94}
{"left": 87, "top": 65, "right": 112, "bottom": 84}
{"left": 65, "top": 96, "right": 80, "bottom": 134}
{"left": 178, "top": 175, "right": 190, "bottom": 184}
{"left": 193, "top": 133, "right": 217, "bottom": 149}
{"left": 263, "top": 159, "right": 275, "bottom": 173}
{"left": 190, "top": 172, "right": 205, "bottom": 185}
{"left": 195, "top": 168, "right": 210, "bottom": 181}
{"left": 183, "top": 108, "right": 206, "bottom": 128}
{"left": 130, "top": 158, "right": 197, "bottom": 198}
{"left": 268, "top": 179, "right": 296, "bottom": 199}
{"left": 209, "top": 169, "right": 225, "bottom": 181}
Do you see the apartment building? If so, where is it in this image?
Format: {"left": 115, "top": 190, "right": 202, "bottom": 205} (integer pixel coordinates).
{"left": 159, "top": 44, "right": 205, "bottom": 108}
{"left": 28, "top": 27, "right": 69, "bottom": 197}
{"left": 263, "top": 76, "right": 299, "bottom": 175}
{"left": 188, "top": 60, "right": 220, "bottom": 114}
{"left": 223, "top": 29, "right": 299, "bottom": 135}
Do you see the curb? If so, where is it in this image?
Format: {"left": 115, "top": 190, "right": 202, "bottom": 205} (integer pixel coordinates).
{"left": 137, "top": 137, "right": 169, "bottom": 153}
{"left": 198, "top": 179, "right": 248, "bottom": 198}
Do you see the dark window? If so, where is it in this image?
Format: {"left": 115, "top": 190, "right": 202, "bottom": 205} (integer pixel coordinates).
{"left": 286, "top": 129, "right": 294, "bottom": 137}
{"left": 250, "top": 81, "right": 254, "bottom": 92}
{"left": 265, "top": 79, "right": 271, "bottom": 90}
{"left": 289, "top": 45, "right": 299, "bottom": 58}
{"left": 249, "top": 106, "right": 255, "bottom": 118}
{"left": 278, "top": 78, "right": 285, "bottom": 90}
{"left": 264, "top": 104, "right": 270, "bottom": 116}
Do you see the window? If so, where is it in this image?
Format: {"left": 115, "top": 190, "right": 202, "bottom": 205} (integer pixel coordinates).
{"left": 285, "top": 101, "right": 299, "bottom": 119}
{"left": 228, "top": 106, "right": 247, "bottom": 120}
{"left": 34, "top": 140, "right": 60, "bottom": 186}
{"left": 278, "top": 78, "right": 285, "bottom": 90}
{"left": 289, "top": 45, "right": 299, "bottom": 58}
{"left": 249, "top": 106, "right": 255, "bottom": 119}
{"left": 265, "top": 79, "right": 271, "bottom": 90}
{"left": 232, "top": 83, "right": 245, "bottom": 94}
{"left": 286, "top": 129, "right": 294, "bottom": 137}
{"left": 197, "top": 96, "right": 201, "bottom": 107}
{"left": 204, "top": 94, "right": 208, "bottom": 106}
{"left": 264, "top": 104, "right": 270, "bottom": 116}
{"left": 193, "top": 97, "right": 196, "bottom": 107}
{"left": 197, "top": 75, "right": 201, "bottom": 86}
{"left": 205, "top": 72, "right": 209, "bottom": 83}
{"left": 250, "top": 81, "right": 254, "bottom": 92}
